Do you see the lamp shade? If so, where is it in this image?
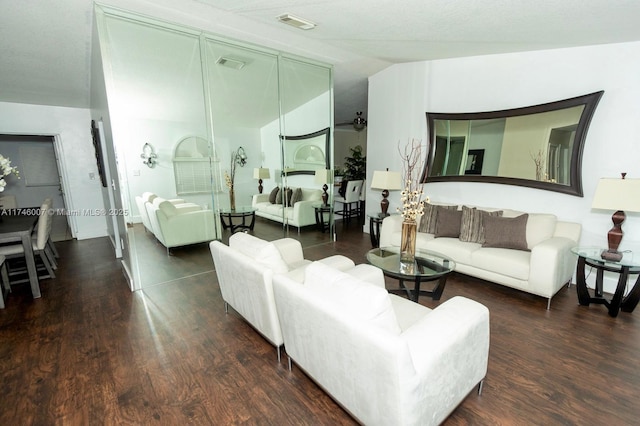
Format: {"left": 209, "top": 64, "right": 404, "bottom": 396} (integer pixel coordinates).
{"left": 371, "top": 170, "right": 402, "bottom": 191}
{"left": 592, "top": 178, "right": 640, "bottom": 212}
{"left": 253, "top": 167, "right": 270, "bottom": 180}
{"left": 314, "top": 169, "right": 333, "bottom": 184}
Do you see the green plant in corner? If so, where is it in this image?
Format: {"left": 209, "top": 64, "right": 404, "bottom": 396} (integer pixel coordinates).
{"left": 343, "top": 145, "right": 366, "bottom": 181}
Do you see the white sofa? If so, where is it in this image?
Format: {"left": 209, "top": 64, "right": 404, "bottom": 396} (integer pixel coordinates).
{"left": 380, "top": 203, "right": 581, "bottom": 308}
{"left": 134, "top": 192, "right": 187, "bottom": 233}
{"left": 143, "top": 195, "right": 216, "bottom": 252}
{"left": 251, "top": 187, "right": 322, "bottom": 231}
{"left": 209, "top": 233, "right": 362, "bottom": 360}
{"left": 272, "top": 261, "right": 490, "bottom": 426}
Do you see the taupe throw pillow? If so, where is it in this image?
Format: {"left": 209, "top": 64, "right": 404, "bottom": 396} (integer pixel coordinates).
{"left": 283, "top": 188, "right": 293, "bottom": 207}
{"left": 275, "top": 187, "right": 283, "bottom": 204}
{"left": 269, "top": 186, "right": 280, "bottom": 204}
{"left": 434, "top": 208, "right": 463, "bottom": 238}
{"left": 290, "top": 188, "right": 303, "bottom": 206}
{"left": 419, "top": 203, "right": 457, "bottom": 234}
{"left": 482, "top": 214, "right": 529, "bottom": 251}
{"left": 459, "top": 206, "right": 504, "bottom": 243}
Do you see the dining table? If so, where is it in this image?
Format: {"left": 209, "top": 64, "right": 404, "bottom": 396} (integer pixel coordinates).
{"left": 0, "top": 213, "right": 40, "bottom": 298}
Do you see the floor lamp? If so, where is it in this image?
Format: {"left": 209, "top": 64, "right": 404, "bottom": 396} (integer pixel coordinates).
{"left": 591, "top": 174, "right": 640, "bottom": 261}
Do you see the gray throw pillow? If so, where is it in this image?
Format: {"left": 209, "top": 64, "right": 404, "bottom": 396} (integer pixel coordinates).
{"left": 482, "top": 214, "right": 529, "bottom": 251}
{"left": 434, "top": 208, "right": 463, "bottom": 238}
{"left": 275, "top": 187, "right": 283, "bottom": 204}
{"left": 290, "top": 188, "right": 303, "bottom": 206}
{"left": 269, "top": 186, "right": 279, "bottom": 204}
{"left": 419, "top": 203, "right": 457, "bottom": 234}
{"left": 459, "top": 206, "right": 503, "bottom": 243}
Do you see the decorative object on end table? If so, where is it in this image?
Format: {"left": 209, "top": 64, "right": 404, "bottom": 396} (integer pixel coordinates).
{"left": 314, "top": 169, "right": 332, "bottom": 206}
{"left": 253, "top": 167, "right": 270, "bottom": 194}
{"left": 225, "top": 147, "right": 248, "bottom": 210}
{"left": 371, "top": 168, "right": 402, "bottom": 215}
{"left": 398, "top": 139, "right": 429, "bottom": 261}
{"left": 0, "top": 155, "right": 19, "bottom": 192}
{"left": 591, "top": 173, "right": 640, "bottom": 261}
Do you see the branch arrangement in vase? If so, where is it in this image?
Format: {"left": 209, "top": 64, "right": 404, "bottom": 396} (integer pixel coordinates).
{"left": 397, "top": 139, "right": 429, "bottom": 222}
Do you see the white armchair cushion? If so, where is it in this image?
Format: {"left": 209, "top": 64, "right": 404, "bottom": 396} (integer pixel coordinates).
{"left": 229, "top": 233, "right": 290, "bottom": 274}
{"left": 304, "top": 262, "right": 401, "bottom": 335}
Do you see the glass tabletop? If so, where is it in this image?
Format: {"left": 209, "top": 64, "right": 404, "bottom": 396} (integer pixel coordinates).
{"left": 571, "top": 246, "right": 640, "bottom": 269}
{"left": 366, "top": 246, "right": 455, "bottom": 279}
{"left": 218, "top": 206, "right": 256, "bottom": 214}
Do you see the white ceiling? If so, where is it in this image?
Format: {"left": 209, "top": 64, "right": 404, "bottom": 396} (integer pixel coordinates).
{"left": 2, "top": 0, "right": 640, "bottom": 125}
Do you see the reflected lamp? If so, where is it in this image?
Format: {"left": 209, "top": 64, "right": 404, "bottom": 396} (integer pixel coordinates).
{"left": 371, "top": 169, "right": 402, "bottom": 216}
{"left": 253, "top": 168, "right": 270, "bottom": 194}
{"left": 591, "top": 174, "right": 640, "bottom": 261}
{"left": 314, "top": 169, "right": 333, "bottom": 206}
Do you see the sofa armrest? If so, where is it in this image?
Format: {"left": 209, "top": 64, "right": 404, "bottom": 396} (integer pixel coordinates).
{"left": 271, "top": 238, "right": 305, "bottom": 267}
{"left": 291, "top": 199, "right": 316, "bottom": 225}
{"left": 399, "top": 296, "right": 489, "bottom": 424}
{"left": 379, "top": 214, "right": 404, "bottom": 247}
{"left": 252, "top": 193, "right": 269, "bottom": 207}
{"left": 528, "top": 236, "right": 578, "bottom": 295}
{"left": 157, "top": 209, "right": 216, "bottom": 247}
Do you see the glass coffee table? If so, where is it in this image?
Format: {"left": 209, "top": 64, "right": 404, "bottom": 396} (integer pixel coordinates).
{"left": 366, "top": 247, "right": 456, "bottom": 302}
{"left": 218, "top": 207, "right": 256, "bottom": 234}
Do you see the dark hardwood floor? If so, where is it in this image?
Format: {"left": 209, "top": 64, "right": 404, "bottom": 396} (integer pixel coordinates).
{"left": 1, "top": 222, "right": 639, "bottom": 424}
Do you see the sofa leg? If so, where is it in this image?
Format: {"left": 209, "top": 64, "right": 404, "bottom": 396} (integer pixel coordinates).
{"left": 477, "top": 379, "right": 484, "bottom": 395}
{"left": 287, "top": 355, "right": 292, "bottom": 372}
{"left": 277, "top": 345, "right": 281, "bottom": 363}
{"left": 547, "top": 297, "right": 552, "bottom": 310}
{"left": 224, "top": 301, "right": 228, "bottom": 314}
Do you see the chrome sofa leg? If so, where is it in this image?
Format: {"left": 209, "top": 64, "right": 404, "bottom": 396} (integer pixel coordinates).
{"left": 547, "top": 297, "right": 551, "bottom": 310}
{"left": 277, "top": 346, "right": 281, "bottom": 363}
{"left": 224, "top": 301, "right": 228, "bottom": 313}
{"left": 478, "top": 379, "right": 484, "bottom": 395}
{"left": 287, "top": 355, "right": 292, "bottom": 371}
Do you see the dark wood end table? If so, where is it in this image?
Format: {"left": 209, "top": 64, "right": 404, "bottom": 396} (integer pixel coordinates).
{"left": 219, "top": 207, "right": 256, "bottom": 234}
{"left": 571, "top": 247, "right": 640, "bottom": 317}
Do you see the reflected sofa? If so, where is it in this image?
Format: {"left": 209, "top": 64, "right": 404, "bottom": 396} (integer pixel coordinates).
{"left": 251, "top": 187, "right": 322, "bottom": 231}
{"left": 137, "top": 192, "right": 216, "bottom": 252}
{"left": 272, "top": 261, "right": 490, "bottom": 426}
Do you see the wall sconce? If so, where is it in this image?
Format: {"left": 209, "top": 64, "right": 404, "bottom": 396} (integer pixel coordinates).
{"left": 140, "top": 143, "right": 157, "bottom": 168}
{"left": 234, "top": 147, "right": 247, "bottom": 167}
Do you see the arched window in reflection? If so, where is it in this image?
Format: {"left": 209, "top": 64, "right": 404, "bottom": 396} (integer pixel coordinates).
{"left": 173, "top": 136, "right": 213, "bottom": 195}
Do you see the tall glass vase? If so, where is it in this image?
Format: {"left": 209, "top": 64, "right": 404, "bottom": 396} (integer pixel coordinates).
{"left": 400, "top": 219, "right": 417, "bottom": 262}
{"left": 229, "top": 186, "right": 236, "bottom": 211}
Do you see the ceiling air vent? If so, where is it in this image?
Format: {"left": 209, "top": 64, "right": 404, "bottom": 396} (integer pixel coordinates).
{"left": 215, "top": 57, "right": 245, "bottom": 70}
{"left": 276, "top": 14, "right": 316, "bottom": 30}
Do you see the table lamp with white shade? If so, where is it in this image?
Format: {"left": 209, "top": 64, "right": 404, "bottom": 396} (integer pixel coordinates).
{"left": 591, "top": 173, "right": 640, "bottom": 261}
{"left": 314, "top": 169, "right": 333, "bottom": 206}
{"left": 253, "top": 168, "right": 270, "bottom": 194}
{"left": 371, "top": 169, "right": 402, "bottom": 216}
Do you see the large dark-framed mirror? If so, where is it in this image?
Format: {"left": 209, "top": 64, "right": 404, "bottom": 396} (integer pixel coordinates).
{"left": 280, "top": 127, "right": 330, "bottom": 176}
{"left": 423, "top": 91, "right": 604, "bottom": 197}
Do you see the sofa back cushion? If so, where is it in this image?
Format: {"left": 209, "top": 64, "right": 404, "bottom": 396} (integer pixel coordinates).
{"left": 525, "top": 214, "right": 557, "bottom": 248}
{"left": 300, "top": 188, "right": 322, "bottom": 202}
{"left": 229, "top": 233, "right": 289, "bottom": 273}
{"left": 304, "top": 262, "right": 401, "bottom": 335}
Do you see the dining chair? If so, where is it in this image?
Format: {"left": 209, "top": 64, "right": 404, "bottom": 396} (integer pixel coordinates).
{"left": 0, "top": 200, "right": 56, "bottom": 282}
{"left": 39, "top": 198, "right": 58, "bottom": 269}
{"left": 334, "top": 180, "right": 364, "bottom": 224}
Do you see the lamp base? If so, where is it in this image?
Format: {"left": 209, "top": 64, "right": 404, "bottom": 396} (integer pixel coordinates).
{"left": 601, "top": 249, "right": 623, "bottom": 262}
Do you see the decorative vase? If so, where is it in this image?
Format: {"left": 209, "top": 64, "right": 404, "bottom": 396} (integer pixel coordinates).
{"left": 229, "top": 186, "right": 236, "bottom": 211}
{"left": 400, "top": 219, "right": 417, "bottom": 261}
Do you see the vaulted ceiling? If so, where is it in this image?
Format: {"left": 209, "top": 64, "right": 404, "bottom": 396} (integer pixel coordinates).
{"left": 2, "top": 0, "right": 640, "bottom": 125}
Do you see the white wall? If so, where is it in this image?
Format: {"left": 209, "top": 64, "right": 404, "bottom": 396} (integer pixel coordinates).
{"left": 0, "top": 102, "right": 108, "bottom": 240}
{"left": 367, "top": 41, "right": 640, "bottom": 293}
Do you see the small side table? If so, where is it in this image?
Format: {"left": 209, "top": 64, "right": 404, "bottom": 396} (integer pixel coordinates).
{"left": 571, "top": 247, "right": 640, "bottom": 317}
{"left": 368, "top": 213, "right": 389, "bottom": 248}
{"left": 219, "top": 207, "right": 256, "bottom": 234}
{"left": 313, "top": 204, "right": 332, "bottom": 233}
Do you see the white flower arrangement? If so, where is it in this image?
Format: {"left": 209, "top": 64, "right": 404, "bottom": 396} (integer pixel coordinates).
{"left": 397, "top": 139, "right": 429, "bottom": 222}
{"left": 0, "top": 154, "right": 19, "bottom": 192}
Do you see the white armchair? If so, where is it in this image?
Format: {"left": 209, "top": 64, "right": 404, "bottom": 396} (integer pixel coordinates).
{"left": 334, "top": 179, "right": 363, "bottom": 223}
{"left": 272, "top": 261, "right": 490, "bottom": 426}
{"left": 209, "top": 233, "right": 358, "bottom": 361}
